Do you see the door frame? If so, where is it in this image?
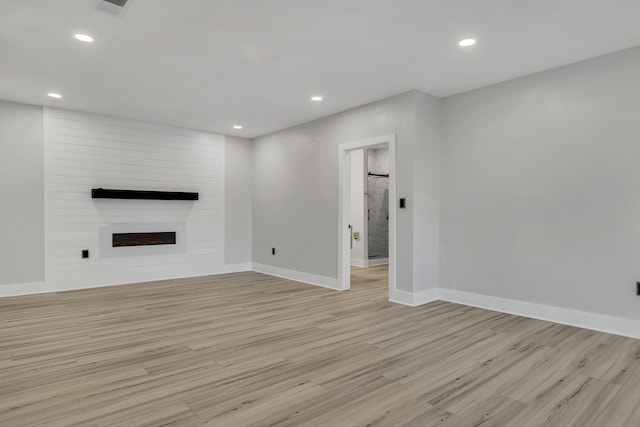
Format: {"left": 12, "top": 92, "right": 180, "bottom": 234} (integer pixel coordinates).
{"left": 337, "top": 134, "right": 396, "bottom": 295}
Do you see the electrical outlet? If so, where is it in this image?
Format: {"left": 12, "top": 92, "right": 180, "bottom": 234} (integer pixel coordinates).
{"left": 637, "top": 282, "right": 640, "bottom": 296}
{"left": 272, "top": 248, "right": 276, "bottom": 255}
{"left": 82, "top": 249, "right": 89, "bottom": 259}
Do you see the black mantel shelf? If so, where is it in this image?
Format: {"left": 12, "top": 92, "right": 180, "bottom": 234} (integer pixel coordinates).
{"left": 91, "top": 188, "right": 199, "bottom": 201}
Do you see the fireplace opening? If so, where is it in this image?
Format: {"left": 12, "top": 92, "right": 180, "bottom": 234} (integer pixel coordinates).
{"left": 112, "top": 231, "right": 176, "bottom": 247}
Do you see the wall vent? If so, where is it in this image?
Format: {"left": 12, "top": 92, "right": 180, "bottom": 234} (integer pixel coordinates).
{"left": 94, "top": 0, "right": 130, "bottom": 16}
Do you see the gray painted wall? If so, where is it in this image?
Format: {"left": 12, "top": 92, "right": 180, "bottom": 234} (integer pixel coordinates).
{"left": 0, "top": 100, "right": 44, "bottom": 285}
{"left": 441, "top": 46, "right": 640, "bottom": 320}
{"left": 413, "top": 95, "right": 442, "bottom": 292}
{"left": 225, "top": 136, "right": 252, "bottom": 264}
{"left": 252, "top": 91, "right": 442, "bottom": 292}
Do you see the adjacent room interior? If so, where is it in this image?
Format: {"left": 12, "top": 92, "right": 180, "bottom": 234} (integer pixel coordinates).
{"left": 2, "top": 1, "right": 640, "bottom": 425}
{"left": 348, "top": 146, "right": 391, "bottom": 292}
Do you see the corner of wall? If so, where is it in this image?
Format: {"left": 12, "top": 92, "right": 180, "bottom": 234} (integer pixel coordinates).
{"left": 411, "top": 91, "right": 443, "bottom": 294}
{"left": 224, "top": 135, "right": 253, "bottom": 265}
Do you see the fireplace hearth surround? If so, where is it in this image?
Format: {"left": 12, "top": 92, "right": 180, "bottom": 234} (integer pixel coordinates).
{"left": 99, "top": 223, "right": 187, "bottom": 258}
{"left": 92, "top": 189, "right": 196, "bottom": 255}
{"left": 112, "top": 232, "right": 177, "bottom": 247}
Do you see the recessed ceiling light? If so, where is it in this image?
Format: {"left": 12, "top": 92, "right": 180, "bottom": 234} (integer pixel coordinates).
{"left": 233, "top": 125, "right": 243, "bottom": 130}
{"left": 74, "top": 33, "right": 94, "bottom": 43}
{"left": 48, "top": 93, "right": 62, "bottom": 99}
{"left": 310, "top": 96, "right": 323, "bottom": 102}
{"left": 458, "top": 38, "right": 476, "bottom": 47}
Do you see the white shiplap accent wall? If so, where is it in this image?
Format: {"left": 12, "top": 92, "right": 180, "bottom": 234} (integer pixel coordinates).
{"left": 43, "top": 108, "right": 228, "bottom": 290}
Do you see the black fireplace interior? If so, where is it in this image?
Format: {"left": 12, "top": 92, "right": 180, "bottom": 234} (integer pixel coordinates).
{"left": 112, "top": 232, "right": 176, "bottom": 247}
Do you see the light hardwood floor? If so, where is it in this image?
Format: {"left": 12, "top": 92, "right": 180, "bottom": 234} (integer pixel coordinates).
{"left": 1, "top": 266, "right": 640, "bottom": 426}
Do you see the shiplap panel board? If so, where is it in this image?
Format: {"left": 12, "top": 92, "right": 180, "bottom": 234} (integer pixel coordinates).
{"left": 49, "top": 142, "right": 220, "bottom": 167}
{"left": 50, "top": 161, "right": 221, "bottom": 178}
{"left": 49, "top": 131, "right": 218, "bottom": 156}
{"left": 44, "top": 108, "right": 226, "bottom": 290}
{"left": 49, "top": 155, "right": 218, "bottom": 172}
{"left": 50, "top": 115, "right": 209, "bottom": 140}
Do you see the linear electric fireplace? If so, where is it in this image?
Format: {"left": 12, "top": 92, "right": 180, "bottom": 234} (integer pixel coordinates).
{"left": 112, "top": 231, "right": 176, "bottom": 247}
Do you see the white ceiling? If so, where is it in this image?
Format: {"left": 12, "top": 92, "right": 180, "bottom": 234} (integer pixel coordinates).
{"left": 1, "top": 0, "right": 640, "bottom": 138}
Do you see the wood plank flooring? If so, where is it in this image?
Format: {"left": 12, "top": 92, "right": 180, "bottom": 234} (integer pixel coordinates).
{"left": 1, "top": 266, "right": 640, "bottom": 426}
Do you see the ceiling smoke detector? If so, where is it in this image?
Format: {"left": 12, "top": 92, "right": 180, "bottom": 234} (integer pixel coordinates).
{"left": 93, "top": 0, "right": 130, "bottom": 16}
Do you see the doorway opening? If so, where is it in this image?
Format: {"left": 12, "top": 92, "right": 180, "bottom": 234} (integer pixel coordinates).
{"left": 338, "top": 134, "right": 396, "bottom": 298}
{"left": 348, "top": 147, "right": 389, "bottom": 268}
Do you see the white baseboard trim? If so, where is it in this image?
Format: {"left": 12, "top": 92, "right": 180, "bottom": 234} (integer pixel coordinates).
{"left": 438, "top": 288, "right": 640, "bottom": 340}
{"left": 0, "top": 281, "right": 50, "bottom": 298}
{"left": 0, "top": 263, "right": 253, "bottom": 298}
{"left": 350, "top": 258, "right": 389, "bottom": 268}
{"left": 414, "top": 288, "right": 440, "bottom": 306}
{"left": 388, "top": 288, "right": 414, "bottom": 306}
{"left": 251, "top": 263, "right": 341, "bottom": 291}
{"left": 368, "top": 258, "right": 389, "bottom": 266}
{"left": 350, "top": 258, "right": 367, "bottom": 268}
{"left": 219, "top": 263, "right": 253, "bottom": 274}
{"left": 389, "top": 287, "right": 439, "bottom": 307}
{"left": 4, "top": 272, "right": 640, "bottom": 340}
